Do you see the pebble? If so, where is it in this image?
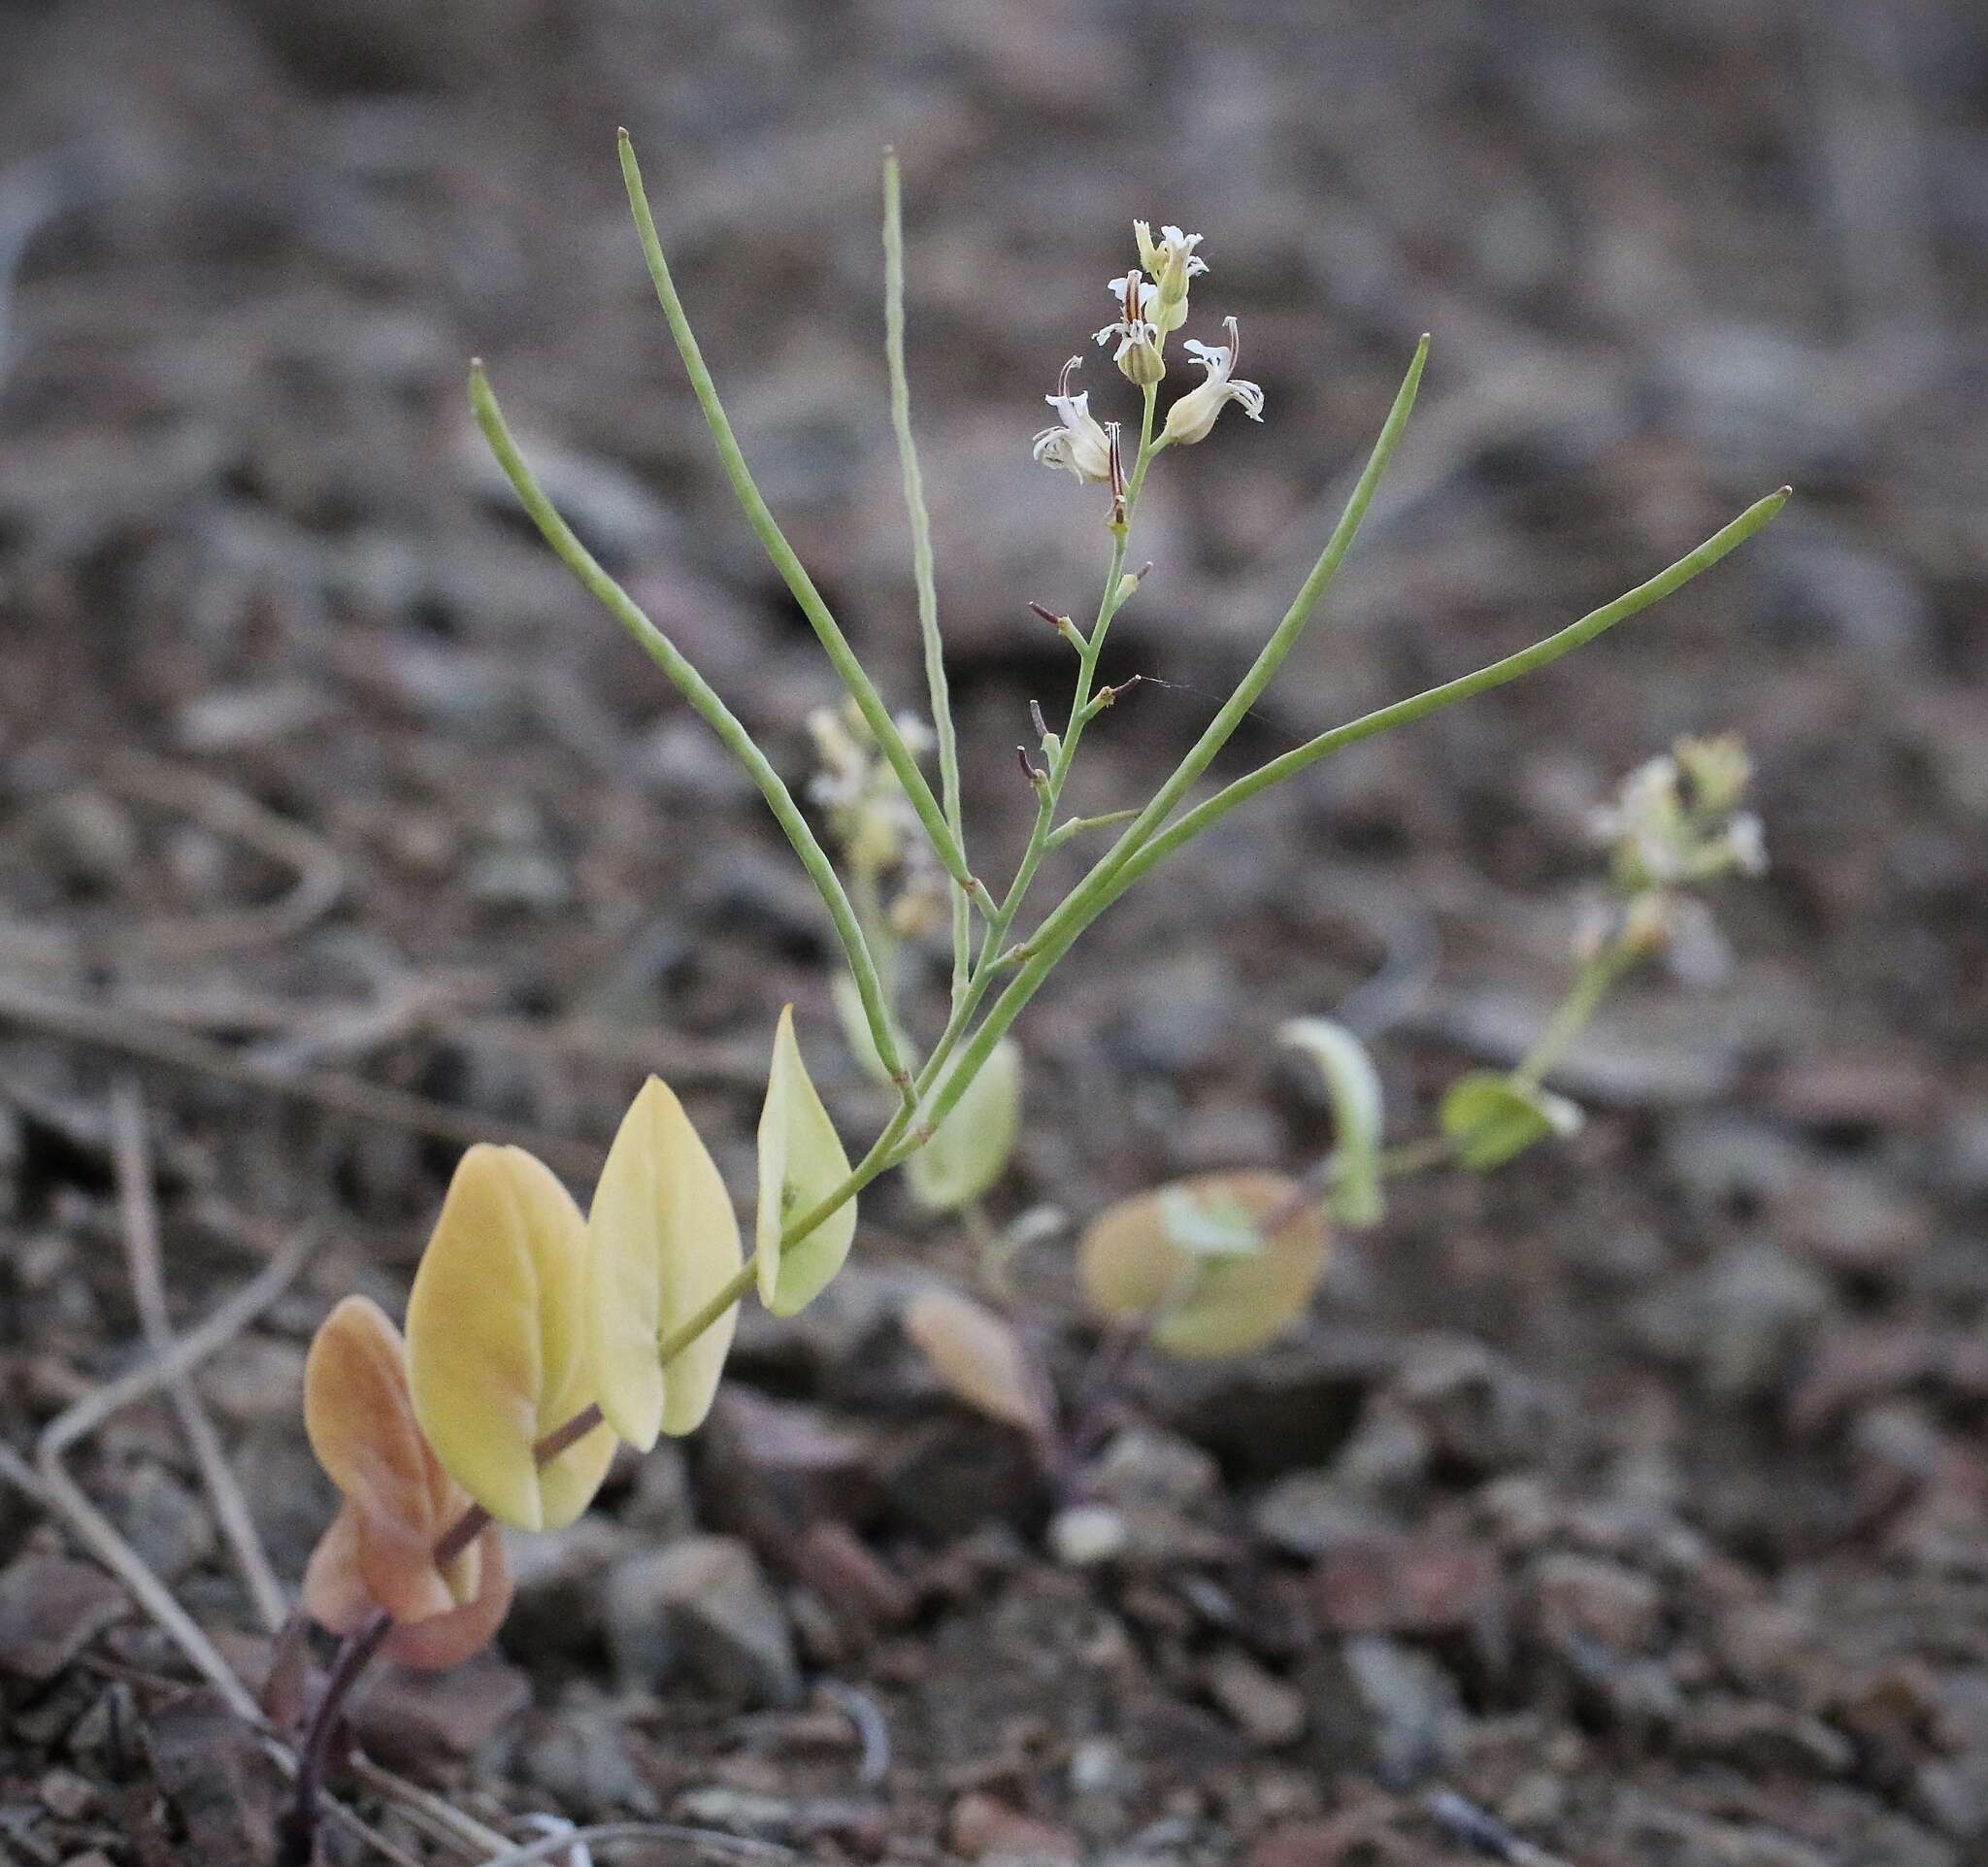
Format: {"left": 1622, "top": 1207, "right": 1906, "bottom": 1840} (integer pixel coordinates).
{"left": 38, "top": 1766, "right": 96, "bottom": 1819}
{"left": 1529, "top": 1551, "right": 1663, "bottom": 1657}
{"left": 1304, "top": 1635, "right": 1462, "bottom": 1787}
{"left": 1249, "top": 1472, "right": 1400, "bottom": 1559}
{"left": 112, "top": 1460, "right": 215, "bottom": 1585}
{"left": 1632, "top": 1242, "right": 1831, "bottom": 1398}
{"left": 605, "top": 1533, "right": 803, "bottom": 1709}
{"left": 1048, "top": 1504, "right": 1130, "bottom": 1568}
{"left": 1204, "top": 1649, "right": 1307, "bottom": 1746}
{"left": 949, "top": 1789, "right": 1081, "bottom": 1863}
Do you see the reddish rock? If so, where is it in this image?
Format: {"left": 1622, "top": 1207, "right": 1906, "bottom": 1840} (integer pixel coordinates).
{"left": 1311, "top": 1539, "right": 1502, "bottom": 1636}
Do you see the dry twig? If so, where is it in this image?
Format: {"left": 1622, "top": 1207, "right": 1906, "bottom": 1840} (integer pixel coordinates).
{"left": 110, "top": 1078, "right": 289, "bottom": 1633}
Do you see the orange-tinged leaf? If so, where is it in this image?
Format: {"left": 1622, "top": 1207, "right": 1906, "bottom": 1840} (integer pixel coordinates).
{"left": 903, "top": 1287, "right": 1048, "bottom": 1434}
{"left": 1078, "top": 1171, "right": 1329, "bottom": 1357}
{"left": 301, "top": 1503, "right": 375, "bottom": 1636}
{"left": 584, "top": 1078, "right": 743, "bottom": 1451}
{"left": 380, "top": 1525, "right": 512, "bottom": 1671}
{"left": 304, "top": 1296, "right": 467, "bottom": 1618}
{"left": 404, "top": 1145, "right": 616, "bottom": 1532}
{"left": 301, "top": 1506, "right": 514, "bottom": 1672}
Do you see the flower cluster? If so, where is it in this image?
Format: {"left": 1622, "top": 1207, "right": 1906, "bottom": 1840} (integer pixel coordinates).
{"left": 808, "top": 698, "right": 944, "bottom": 937}
{"left": 1584, "top": 732, "right": 1768, "bottom": 968}
{"left": 1033, "top": 220, "right": 1263, "bottom": 484}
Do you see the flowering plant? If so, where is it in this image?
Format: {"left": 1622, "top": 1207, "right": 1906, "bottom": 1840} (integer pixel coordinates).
{"left": 279, "top": 132, "right": 1786, "bottom": 1859}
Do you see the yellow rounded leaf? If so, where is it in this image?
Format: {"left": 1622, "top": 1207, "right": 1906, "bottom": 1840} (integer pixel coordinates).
{"left": 1077, "top": 1171, "right": 1329, "bottom": 1358}
{"left": 584, "top": 1077, "right": 744, "bottom": 1452}
{"left": 903, "top": 1287, "right": 1048, "bottom": 1435}
{"left": 756, "top": 1006, "right": 856, "bottom": 1317}
{"left": 405, "top": 1145, "right": 615, "bottom": 1532}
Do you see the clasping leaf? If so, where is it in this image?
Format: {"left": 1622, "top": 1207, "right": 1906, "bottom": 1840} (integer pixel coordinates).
{"left": 756, "top": 1006, "right": 856, "bottom": 1316}
{"left": 1439, "top": 1071, "right": 1583, "bottom": 1170}
{"left": 405, "top": 1145, "right": 616, "bottom": 1533}
{"left": 585, "top": 1076, "right": 744, "bottom": 1451}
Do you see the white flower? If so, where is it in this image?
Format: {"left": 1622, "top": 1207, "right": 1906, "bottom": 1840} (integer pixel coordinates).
{"left": 1134, "top": 221, "right": 1207, "bottom": 331}
{"left": 1031, "top": 356, "right": 1115, "bottom": 483}
{"left": 1161, "top": 317, "right": 1265, "bottom": 444}
{"left": 1094, "top": 272, "right": 1158, "bottom": 347}
{"left": 1094, "top": 275, "right": 1165, "bottom": 383}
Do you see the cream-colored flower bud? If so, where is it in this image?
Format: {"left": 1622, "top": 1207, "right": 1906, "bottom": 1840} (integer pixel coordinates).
{"left": 1114, "top": 324, "right": 1166, "bottom": 385}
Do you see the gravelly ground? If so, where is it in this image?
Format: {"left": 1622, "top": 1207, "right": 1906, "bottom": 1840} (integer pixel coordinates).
{"left": 2, "top": 1, "right": 1987, "bottom": 1863}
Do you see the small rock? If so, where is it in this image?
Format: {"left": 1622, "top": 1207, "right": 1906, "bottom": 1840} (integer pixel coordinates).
{"left": 38, "top": 1766, "right": 96, "bottom": 1819}
{"left": 1249, "top": 1473, "right": 1398, "bottom": 1559}
{"left": 146, "top": 1686, "right": 281, "bottom": 1867}
{"left": 1674, "top": 1695, "right": 1854, "bottom": 1777}
{"left": 1778, "top": 1164, "right": 1930, "bottom": 1277}
{"left": 1205, "top": 1649, "right": 1307, "bottom": 1746}
{"left": 465, "top": 843, "right": 572, "bottom": 912}
{"left": 1529, "top": 1551, "right": 1663, "bottom": 1657}
{"left": 0, "top": 1557, "right": 127, "bottom": 1682}
{"left": 789, "top": 1519, "right": 915, "bottom": 1627}
{"left": 517, "top": 1702, "right": 659, "bottom": 1815}
{"left": 1632, "top": 1242, "right": 1830, "bottom": 1398}
{"left": 702, "top": 1387, "right": 880, "bottom": 1533}
{"left": 40, "top": 788, "right": 139, "bottom": 892}
{"left": 1304, "top": 1635, "right": 1462, "bottom": 1787}
{"left": 950, "top": 1790, "right": 1081, "bottom": 1864}
{"left": 112, "top": 1460, "right": 215, "bottom": 1584}
{"left": 1048, "top": 1504, "right": 1130, "bottom": 1567}
{"left": 354, "top": 1654, "right": 532, "bottom": 1761}
{"left": 606, "top": 1534, "right": 802, "bottom": 1708}
{"left": 1312, "top": 1538, "right": 1503, "bottom": 1637}
{"left": 505, "top": 1515, "right": 623, "bottom": 1659}
{"left": 1395, "top": 1336, "right": 1559, "bottom": 1477}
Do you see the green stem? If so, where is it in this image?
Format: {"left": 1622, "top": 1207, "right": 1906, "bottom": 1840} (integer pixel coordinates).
{"left": 882, "top": 150, "right": 971, "bottom": 997}
{"left": 905, "top": 484, "right": 1790, "bottom": 1147}
{"left": 907, "top": 380, "right": 1164, "bottom": 1108}
{"left": 1511, "top": 933, "right": 1642, "bottom": 1091}
{"left": 469, "top": 365, "right": 912, "bottom": 1102}
{"left": 617, "top": 131, "right": 987, "bottom": 915}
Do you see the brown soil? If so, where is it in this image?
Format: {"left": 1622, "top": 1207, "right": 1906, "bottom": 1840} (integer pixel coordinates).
{"left": 3, "top": 2, "right": 1986, "bottom": 1864}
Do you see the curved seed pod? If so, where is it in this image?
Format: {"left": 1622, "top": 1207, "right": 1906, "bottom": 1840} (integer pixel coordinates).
{"left": 585, "top": 1076, "right": 744, "bottom": 1451}
{"left": 903, "top": 1287, "right": 1049, "bottom": 1435}
{"left": 756, "top": 1006, "right": 857, "bottom": 1317}
{"left": 907, "top": 1037, "right": 1022, "bottom": 1213}
{"left": 1279, "top": 1017, "right": 1385, "bottom": 1227}
{"left": 1078, "top": 1171, "right": 1329, "bottom": 1357}
{"left": 405, "top": 1146, "right": 616, "bottom": 1532}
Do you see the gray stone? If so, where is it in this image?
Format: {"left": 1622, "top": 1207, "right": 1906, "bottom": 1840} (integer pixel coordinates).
{"left": 606, "top": 1534, "right": 802, "bottom": 1709}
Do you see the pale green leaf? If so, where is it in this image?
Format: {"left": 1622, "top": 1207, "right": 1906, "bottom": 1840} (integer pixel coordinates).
{"left": 830, "top": 970, "right": 898, "bottom": 1085}
{"left": 1439, "top": 1071, "right": 1583, "bottom": 1171}
{"left": 907, "top": 1038, "right": 1022, "bottom": 1212}
{"left": 584, "top": 1077, "right": 743, "bottom": 1450}
{"left": 756, "top": 1005, "right": 857, "bottom": 1316}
